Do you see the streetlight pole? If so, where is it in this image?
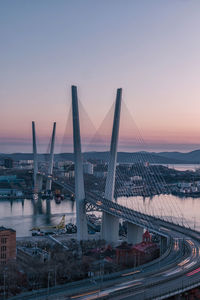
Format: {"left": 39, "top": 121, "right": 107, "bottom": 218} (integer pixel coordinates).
{"left": 3, "top": 267, "right": 8, "bottom": 300}
{"left": 47, "top": 271, "right": 50, "bottom": 299}
{"left": 99, "top": 253, "right": 104, "bottom": 294}
{"left": 193, "top": 216, "right": 196, "bottom": 230}
{"left": 54, "top": 266, "right": 56, "bottom": 286}
{"left": 3, "top": 271, "right": 6, "bottom": 300}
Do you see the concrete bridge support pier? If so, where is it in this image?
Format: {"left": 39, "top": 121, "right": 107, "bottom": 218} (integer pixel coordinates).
{"left": 101, "top": 88, "right": 122, "bottom": 243}
{"left": 160, "top": 236, "right": 168, "bottom": 255}
{"left": 35, "top": 173, "right": 43, "bottom": 193}
{"left": 72, "top": 85, "right": 88, "bottom": 241}
{"left": 102, "top": 213, "right": 119, "bottom": 243}
{"left": 127, "top": 222, "right": 144, "bottom": 244}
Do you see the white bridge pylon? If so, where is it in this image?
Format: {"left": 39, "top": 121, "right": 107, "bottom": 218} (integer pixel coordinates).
{"left": 71, "top": 86, "right": 88, "bottom": 241}
{"left": 32, "top": 121, "right": 56, "bottom": 193}
{"left": 101, "top": 88, "right": 122, "bottom": 243}
{"left": 72, "top": 86, "right": 143, "bottom": 243}
{"left": 32, "top": 121, "right": 38, "bottom": 191}
{"left": 46, "top": 122, "right": 56, "bottom": 192}
{"left": 71, "top": 86, "right": 123, "bottom": 241}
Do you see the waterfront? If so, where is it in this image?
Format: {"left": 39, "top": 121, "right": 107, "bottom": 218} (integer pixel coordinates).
{"left": 0, "top": 162, "right": 200, "bottom": 236}
{"left": 153, "top": 163, "right": 200, "bottom": 172}
{"left": 0, "top": 193, "right": 199, "bottom": 236}
{"left": 119, "top": 194, "right": 200, "bottom": 232}
{"left": 0, "top": 198, "right": 75, "bottom": 237}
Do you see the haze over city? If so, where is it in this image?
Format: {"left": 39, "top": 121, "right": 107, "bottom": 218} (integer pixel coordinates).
{"left": 1, "top": 0, "right": 200, "bottom": 153}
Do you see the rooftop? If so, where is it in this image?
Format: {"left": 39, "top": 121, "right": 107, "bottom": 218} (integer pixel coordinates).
{"left": 0, "top": 226, "right": 16, "bottom": 233}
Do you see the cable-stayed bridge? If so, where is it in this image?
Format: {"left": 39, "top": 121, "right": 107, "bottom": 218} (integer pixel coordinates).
{"left": 30, "top": 86, "right": 200, "bottom": 300}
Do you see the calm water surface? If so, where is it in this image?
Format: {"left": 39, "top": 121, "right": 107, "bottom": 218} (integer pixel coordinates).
{"left": 0, "top": 198, "right": 76, "bottom": 237}
{"left": 0, "top": 163, "right": 200, "bottom": 236}
{"left": 155, "top": 164, "right": 200, "bottom": 171}
{"left": 118, "top": 194, "right": 200, "bottom": 232}
{"left": 0, "top": 194, "right": 199, "bottom": 237}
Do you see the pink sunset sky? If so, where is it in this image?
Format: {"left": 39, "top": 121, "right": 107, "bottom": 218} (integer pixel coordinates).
{"left": 1, "top": 0, "right": 200, "bottom": 153}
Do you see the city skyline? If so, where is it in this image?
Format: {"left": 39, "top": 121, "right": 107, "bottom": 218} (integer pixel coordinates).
{"left": 1, "top": 0, "right": 200, "bottom": 153}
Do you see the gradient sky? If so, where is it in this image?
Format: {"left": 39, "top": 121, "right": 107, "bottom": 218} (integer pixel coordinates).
{"left": 1, "top": 0, "right": 200, "bottom": 153}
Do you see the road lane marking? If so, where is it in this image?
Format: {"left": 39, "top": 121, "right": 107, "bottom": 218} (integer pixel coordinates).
{"left": 121, "top": 270, "right": 140, "bottom": 276}
{"left": 70, "top": 290, "right": 100, "bottom": 299}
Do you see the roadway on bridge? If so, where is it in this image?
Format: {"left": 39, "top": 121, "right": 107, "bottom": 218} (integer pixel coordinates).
{"left": 50, "top": 179, "right": 200, "bottom": 299}
{"left": 21, "top": 178, "right": 199, "bottom": 300}
{"left": 12, "top": 225, "right": 199, "bottom": 300}
{"left": 68, "top": 226, "right": 200, "bottom": 300}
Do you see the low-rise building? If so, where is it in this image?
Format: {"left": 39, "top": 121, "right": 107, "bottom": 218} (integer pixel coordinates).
{"left": 17, "top": 160, "right": 33, "bottom": 169}
{"left": 132, "top": 231, "right": 159, "bottom": 265}
{"left": 130, "top": 175, "right": 143, "bottom": 181}
{"left": 17, "top": 246, "right": 50, "bottom": 265}
{"left": 177, "top": 182, "right": 192, "bottom": 188}
{"left": 83, "top": 162, "right": 94, "bottom": 175}
{"left": 116, "top": 231, "right": 159, "bottom": 266}
{"left": 0, "top": 175, "right": 17, "bottom": 182}
{"left": 93, "top": 164, "right": 107, "bottom": 178}
{"left": 0, "top": 226, "right": 16, "bottom": 265}
{"left": 0, "top": 189, "right": 24, "bottom": 197}
{"left": 4, "top": 158, "right": 13, "bottom": 169}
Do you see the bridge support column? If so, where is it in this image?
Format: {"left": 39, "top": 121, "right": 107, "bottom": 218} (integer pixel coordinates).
{"left": 160, "top": 236, "right": 167, "bottom": 255}
{"left": 101, "top": 88, "right": 122, "bottom": 243}
{"left": 72, "top": 86, "right": 88, "bottom": 241}
{"left": 35, "top": 173, "right": 43, "bottom": 193}
{"left": 46, "top": 122, "right": 56, "bottom": 193}
{"left": 102, "top": 212, "right": 119, "bottom": 243}
{"left": 46, "top": 199, "right": 51, "bottom": 222}
{"left": 127, "top": 222, "right": 143, "bottom": 244}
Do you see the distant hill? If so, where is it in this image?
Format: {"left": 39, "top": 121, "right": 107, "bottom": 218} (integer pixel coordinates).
{"left": 157, "top": 150, "right": 200, "bottom": 163}
{"left": 1, "top": 150, "right": 200, "bottom": 164}
{"left": 83, "top": 151, "right": 184, "bottom": 164}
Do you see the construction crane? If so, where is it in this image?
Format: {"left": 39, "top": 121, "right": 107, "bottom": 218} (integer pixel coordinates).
{"left": 30, "top": 215, "right": 66, "bottom": 233}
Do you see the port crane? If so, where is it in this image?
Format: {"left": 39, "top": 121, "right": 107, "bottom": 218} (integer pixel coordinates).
{"left": 30, "top": 215, "right": 66, "bottom": 232}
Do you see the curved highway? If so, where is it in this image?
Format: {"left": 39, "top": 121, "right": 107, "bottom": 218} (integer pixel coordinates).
{"left": 13, "top": 177, "right": 199, "bottom": 300}
{"left": 65, "top": 225, "right": 200, "bottom": 300}
{"left": 56, "top": 179, "right": 200, "bottom": 299}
